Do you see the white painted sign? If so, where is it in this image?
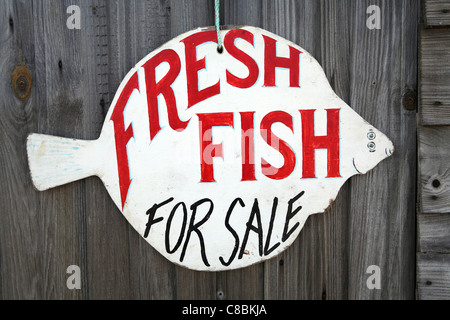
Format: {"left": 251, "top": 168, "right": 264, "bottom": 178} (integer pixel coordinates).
{"left": 27, "top": 26, "right": 394, "bottom": 271}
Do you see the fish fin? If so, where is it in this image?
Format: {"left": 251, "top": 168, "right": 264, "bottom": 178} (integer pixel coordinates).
{"left": 26, "top": 134, "right": 100, "bottom": 191}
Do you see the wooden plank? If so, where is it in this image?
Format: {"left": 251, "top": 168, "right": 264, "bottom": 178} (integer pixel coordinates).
{"left": 419, "top": 126, "right": 450, "bottom": 214}
{"left": 419, "top": 28, "right": 450, "bottom": 125}
{"left": 27, "top": 0, "right": 135, "bottom": 300}
{"left": 0, "top": 0, "right": 90, "bottom": 299}
{"left": 0, "top": 0, "right": 42, "bottom": 299}
{"left": 424, "top": 0, "right": 450, "bottom": 26}
{"left": 419, "top": 1, "right": 450, "bottom": 301}
{"left": 222, "top": 0, "right": 291, "bottom": 300}
{"left": 77, "top": 0, "right": 140, "bottom": 298}
{"left": 418, "top": 214, "right": 450, "bottom": 253}
{"left": 341, "top": 0, "right": 418, "bottom": 300}
{"left": 169, "top": 0, "right": 214, "bottom": 37}
{"left": 260, "top": 0, "right": 353, "bottom": 299}
{"left": 223, "top": 0, "right": 311, "bottom": 300}
{"left": 118, "top": 0, "right": 178, "bottom": 300}
{"left": 36, "top": 0, "right": 89, "bottom": 299}
{"left": 31, "top": 0, "right": 133, "bottom": 299}
{"left": 417, "top": 253, "right": 450, "bottom": 299}
{"left": 168, "top": 0, "right": 218, "bottom": 300}
{"left": 289, "top": 0, "right": 352, "bottom": 300}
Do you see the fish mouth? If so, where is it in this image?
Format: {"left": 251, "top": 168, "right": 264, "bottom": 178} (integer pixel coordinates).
{"left": 385, "top": 147, "right": 394, "bottom": 157}
{"left": 352, "top": 157, "right": 362, "bottom": 174}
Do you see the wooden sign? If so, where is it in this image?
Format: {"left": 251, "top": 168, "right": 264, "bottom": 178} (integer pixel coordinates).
{"left": 27, "top": 26, "right": 394, "bottom": 271}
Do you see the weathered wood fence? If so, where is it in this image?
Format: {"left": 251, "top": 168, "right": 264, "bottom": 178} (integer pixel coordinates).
{"left": 0, "top": 0, "right": 439, "bottom": 300}
{"left": 417, "top": 0, "right": 450, "bottom": 300}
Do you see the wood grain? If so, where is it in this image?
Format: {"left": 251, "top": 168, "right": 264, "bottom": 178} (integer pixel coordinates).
{"left": 424, "top": 0, "right": 450, "bottom": 26}
{"left": 346, "top": 0, "right": 418, "bottom": 299}
{"left": 417, "top": 0, "right": 450, "bottom": 301}
{"left": 417, "top": 253, "right": 450, "bottom": 299}
{"left": 419, "top": 126, "right": 450, "bottom": 214}
{"left": 419, "top": 28, "right": 450, "bottom": 125}
{"left": 0, "top": 0, "right": 41, "bottom": 299}
{"left": 418, "top": 214, "right": 450, "bottom": 253}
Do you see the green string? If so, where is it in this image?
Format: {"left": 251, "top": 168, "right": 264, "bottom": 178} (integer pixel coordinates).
{"left": 215, "top": 0, "right": 223, "bottom": 52}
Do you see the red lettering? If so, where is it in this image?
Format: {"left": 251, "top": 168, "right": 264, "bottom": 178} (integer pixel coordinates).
{"left": 111, "top": 72, "right": 139, "bottom": 209}
{"left": 142, "top": 49, "right": 188, "bottom": 140}
{"left": 300, "top": 109, "right": 341, "bottom": 179}
{"left": 198, "top": 113, "right": 234, "bottom": 183}
{"left": 260, "top": 111, "right": 296, "bottom": 180}
{"left": 263, "top": 35, "right": 302, "bottom": 88}
{"left": 225, "top": 29, "right": 259, "bottom": 89}
{"left": 182, "top": 31, "right": 220, "bottom": 109}
{"left": 240, "top": 112, "right": 256, "bottom": 181}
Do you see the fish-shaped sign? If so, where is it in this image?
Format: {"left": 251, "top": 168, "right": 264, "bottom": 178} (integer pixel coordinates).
{"left": 27, "top": 26, "right": 394, "bottom": 271}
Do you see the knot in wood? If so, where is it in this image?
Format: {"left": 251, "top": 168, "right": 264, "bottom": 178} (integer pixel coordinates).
{"left": 403, "top": 90, "right": 417, "bottom": 111}
{"left": 11, "top": 64, "right": 32, "bottom": 100}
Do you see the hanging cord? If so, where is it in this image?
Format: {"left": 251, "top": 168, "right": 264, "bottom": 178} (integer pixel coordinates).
{"left": 215, "top": 0, "right": 223, "bottom": 53}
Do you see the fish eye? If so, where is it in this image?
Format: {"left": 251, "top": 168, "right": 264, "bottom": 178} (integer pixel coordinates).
{"left": 367, "top": 142, "right": 376, "bottom": 152}
{"left": 367, "top": 132, "right": 376, "bottom": 140}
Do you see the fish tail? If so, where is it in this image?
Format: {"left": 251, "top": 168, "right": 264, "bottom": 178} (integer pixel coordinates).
{"left": 26, "top": 133, "right": 100, "bottom": 191}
